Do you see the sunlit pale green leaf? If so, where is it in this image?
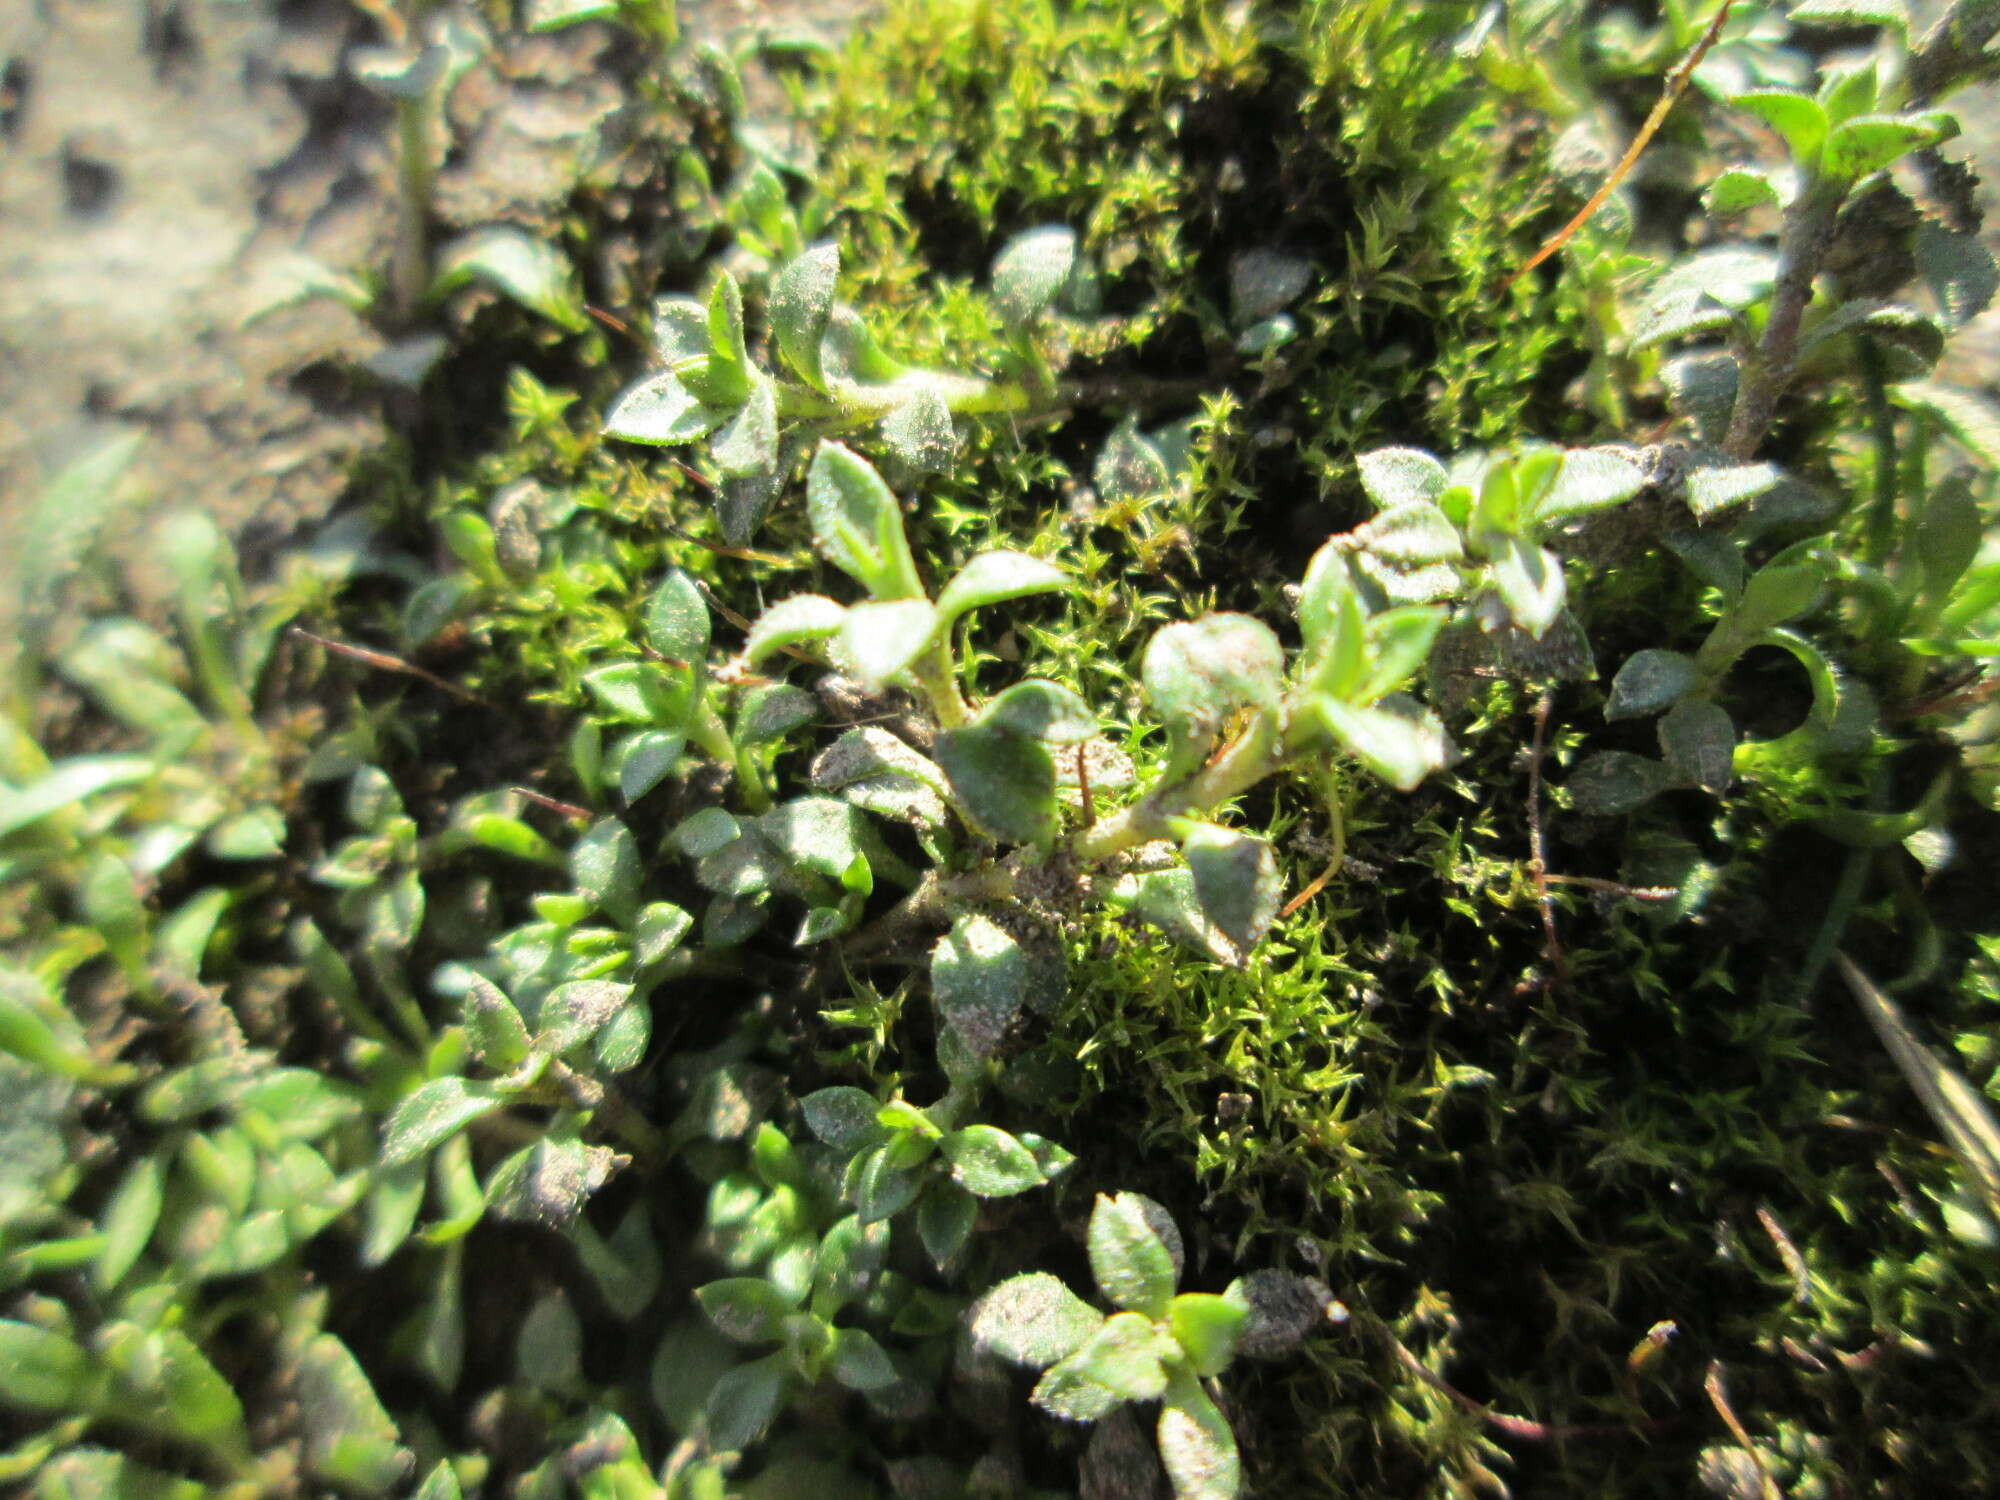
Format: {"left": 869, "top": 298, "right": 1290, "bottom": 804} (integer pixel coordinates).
{"left": 991, "top": 225, "right": 1077, "bottom": 325}
{"left": 771, "top": 243, "right": 839, "bottom": 388}
{"left": 969, "top": 1272, "right": 1104, "bottom": 1368}
{"left": 1088, "top": 1192, "right": 1178, "bottom": 1318}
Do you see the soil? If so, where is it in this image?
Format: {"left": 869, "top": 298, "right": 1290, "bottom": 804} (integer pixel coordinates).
{"left": 0, "top": 0, "right": 852, "bottom": 660}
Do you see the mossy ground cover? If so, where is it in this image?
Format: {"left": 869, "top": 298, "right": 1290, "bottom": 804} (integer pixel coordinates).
{"left": 3, "top": 2, "right": 1999, "bottom": 1498}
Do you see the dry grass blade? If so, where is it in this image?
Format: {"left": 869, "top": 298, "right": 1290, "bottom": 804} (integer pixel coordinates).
{"left": 1836, "top": 952, "right": 2000, "bottom": 1228}
{"left": 1502, "top": 1, "right": 1736, "bottom": 292}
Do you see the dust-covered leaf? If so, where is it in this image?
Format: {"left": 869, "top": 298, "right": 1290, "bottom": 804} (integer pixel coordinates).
{"left": 838, "top": 599, "right": 939, "bottom": 689}
{"left": 1659, "top": 698, "right": 1736, "bottom": 791}
{"left": 969, "top": 1272, "right": 1105, "bottom": 1368}
{"left": 771, "top": 242, "right": 839, "bottom": 389}
{"left": 936, "top": 723, "right": 1058, "bottom": 845}
{"left": 603, "top": 371, "right": 727, "bottom": 447}
{"left": 1182, "top": 824, "right": 1280, "bottom": 960}
{"left": 941, "top": 1124, "right": 1047, "bottom": 1197}
{"left": 808, "top": 441, "right": 922, "bottom": 599}
{"left": 932, "top": 913, "right": 1028, "bottom": 1061}
{"left": 1566, "top": 751, "right": 1674, "bottom": 815}
{"left": 744, "top": 595, "right": 846, "bottom": 669}
{"left": 1606, "top": 649, "right": 1700, "bottom": 720}
{"left": 992, "top": 225, "right": 1077, "bottom": 325}
{"left": 881, "top": 385, "right": 957, "bottom": 474}
{"left": 381, "top": 1077, "right": 502, "bottom": 1168}
{"left": 1157, "top": 1370, "right": 1241, "bottom": 1500}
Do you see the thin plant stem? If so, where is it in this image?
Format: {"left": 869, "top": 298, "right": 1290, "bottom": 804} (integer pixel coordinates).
{"left": 1071, "top": 711, "right": 1281, "bottom": 861}
{"left": 1858, "top": 342, "right": 1901, "bottom": 572}
{"left": 1724, "top": 179, "right": 1845, "bottom": 458}
{"left": 1502, "top": 0, "right": 1737, "bottom": 293}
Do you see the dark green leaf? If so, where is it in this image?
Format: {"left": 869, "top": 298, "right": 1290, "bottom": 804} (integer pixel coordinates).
{"left": 1566, "top": 751, "right": 1673, "bottom": 815}
{"left": 977, "top": 679, "right": 1097, "bottom": 743}
{"left": 1659, "top": 699, "right": 1736, "bottom": 791}
{"left": 634, "top": 901, "right": 694, "bottom": 966}
{"left": 647, "top": 568, "right": 712, "bottom": 664}
{"left": 618, "top": 729, "right": 685, "bottom": 804}
{"left": 292, "top": 1332, "right": 410, "bottom": 1492}
{"left": 1606, "top": 649, "right": 1700, "bottom": 720}
{"left": 570, "top": 818, "right": 642, "bottom": 923}
{"left": 830, "top": 1328, "right": 898, "bottom": 1392}
{"left": 737, "top": 684, "right": 817, "bottom": 745}
{"left": 1917, "top": 222, "right": 2000, "bottom": 328}
{"left": 932, "top": 913, "right": 1028, "bottom": 1061}
{"left": 915, "top": 1183, "right": 977, "bottom": 1270}
{"left": 1735, "top": 560, "right": 1826, "bottom": 633}
{"left": 801, "top": 1086, "right": 890, "bottom": 1152}
{"left": 1663, "top": 352, "right": 1741, "bottom": 443}
{"left": 1917, "top": 475, "right": 1982, "bottom": 603}
{"left": 536, "top": 980, "right": 633, "bottom": 1055}
{"left": 705, "top": 1354, "right": 790, "bottom": 1451}
{"left": 881, "top": 385, "right": 957, "bottom": 474}
{"left": 359, "top": 1159, "right": 427, "bottom": 1268}
{"left": 698, "top": 1278, "right": 799, "bottom": 1345}
{"left": 850, "top": 1142, "right": 924, "bottom": 1224}
{"left": 936, "top": 723, "right": 1058, "bottom": 845}
{"left": 1182, "top": 824, "right": 1280, "bottom": 960}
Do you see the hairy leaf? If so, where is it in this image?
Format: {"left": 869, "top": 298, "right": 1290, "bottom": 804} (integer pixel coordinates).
{"left": 1606, "top": 649, "right": 1700, "bottom": 720}
{"left": 932, "top": 913, "right": 1028, "bottom": 1061}
{"left": 991, "top": 225, "right": 1077, "bottom": 325}
{"left": 771, "top": 242, "right": 839, "bottom": 389}
{"left": 969, "top": 1272, "right": 1105, "bottom": 1368}
{"left": 1089, "top": 1192, "right": 1178, "bottom": 1317}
